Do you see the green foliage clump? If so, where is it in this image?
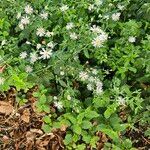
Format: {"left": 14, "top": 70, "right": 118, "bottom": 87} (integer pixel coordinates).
{"left": 0, "top": 0, "right": 150, "bottom": 149}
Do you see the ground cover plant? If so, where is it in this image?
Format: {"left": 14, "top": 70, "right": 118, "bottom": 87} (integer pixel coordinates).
{"left": 0, "top": 0, "right": 150, "bottom": 149}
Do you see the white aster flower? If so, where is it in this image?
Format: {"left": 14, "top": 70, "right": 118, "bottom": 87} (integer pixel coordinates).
{"left": 87, "top": 83, "right": 93, "bottom": 91}
{"left": 36, "top": 44, "right": 42, "bottom": 50}
{"left": 70, "top": 32, "right": 78, "bottom": 40}
{"left": 54, "top": 101, "right": 63, "bottom": 109}
{"left": 47, "top": 41, "right": 55, "bottom": 49}
{"left": 17, "top": 12, "right": 21, "bottom": 19}
{"left": 92, "top": 32, "right": 108, "bottom": 48}
{"left": 117, "top": 96, "right": 126, "bottom": 106}
{"left": 92, "top": 69, "right": 98, "bottom": 75}
{"left": 36, "top": 27, "right": 45, "bottom": 37}
{"left": 25, "top": 41, "right": 30, "bottom": 45}
{"left": 39, "top": 48, "right": 52, "bottom": 59}
{"left": 20, "top": 51, "right": 27, "bottom": 59}
{"left": 66, "top": 22, "right": 74, "bottom": 30}
{"left": 95, "top": 81, "right": 103, "bottom": 95}
{"left": 60, "top": 71, "right": 65, "bottom": 76}
{"left": 112, "top": 12, "right": 121, "bottom": 21}
{"left": 88, "top": 76, "right": 95, "bottom": 82}
{"left": 74, "top": 55, "right": 79, "bottom": 61}
{"left": 21, "top": 16, "right": 30, "bottom": 25}
{"left": 19, "top": 23, "right": 24, "bottom": 30}
{"left": 109, "top": 3, "right": 113, "bottom": 7}
{"left": 67, "top": 95, "right": 71, "bottom": 100}
{"left": 88, "top": 4, "right": 95, "bottom": 11}
{"left": 40, "top": 12, "right": 48, "bottom": 19}
{"left": 98, "top": 14, "right": 102, "bottom": 18}
{"left": 0, "top": 77, "right": 5, "bottom": 85}
{"left": 60, "top": 5, "right": 69, "bottom": 12}
{"left": 79, "top": 71, "right": 89, "bottom": 81}
{"left": 45, "top": 31, "right": 54, "bottom": 37}
{"left": 100, "top": 32, "right": 108, "bottom": 41}
{"left": 1, "top": 40, "right": 6, "bottom": 46}
{"left": 30, "top": 52, "right": 38, "bottom": 63}
{"left": 128, "top": 36, "right": 136, "bottom": 43}
{"left": 117, "top": 4, "right": 125, "bottom": 10}
{"left": 53, "top": 96, "right": 58, "bottom": 100}
{"left": 25, "top": 65, "right": 33, "bottom": 73}
{"left": 90, "top": 25, "right": 103, "bottom": 34}
{"left": 24, "top": 5, "right": 33, "bottom": 14}
{"left": 92, "top": 36, "right": 103, "bottom": 47}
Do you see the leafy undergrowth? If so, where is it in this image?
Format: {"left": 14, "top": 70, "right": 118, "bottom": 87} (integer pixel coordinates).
{"left": 0, "top": 86, "right": 149, "bottom": 150}
{"left": 0, "top": 0, "right": 150, "bottom": 149}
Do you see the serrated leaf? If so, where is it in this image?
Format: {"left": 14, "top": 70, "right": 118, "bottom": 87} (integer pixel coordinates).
{"left": 72, "top": 125, "right": 82, "bottom": 135}
{"left": 85, "top": 109, "right": 99, "bottom": 119}
{"left": 40, "top": 95, "right": 47, "bottom": 103}
{"left": 82, "top": 120, "right": 92, "bottom": 129}
{"left": 43, "top": 105, "right": 50, "bottom": 113}
{"left": 43, "top": 116, "right": 51, "bottom": 124}
{"left": 42, "top": 124, "right": 51, "bottom": 133}
{"left": 64, "top": 134, "right": 72, "bottom": 145}
{"left": 104, "top": 104, "right": 117, "bottom": 119}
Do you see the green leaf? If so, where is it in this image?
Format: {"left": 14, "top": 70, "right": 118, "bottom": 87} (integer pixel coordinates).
{"left": 43, "top": 116, "right": 51, "bottom": 124}
{"left": 85, "top": 109, "right": 99, "bottom": 120}
{"left": 42, "top": 124, "right": 51, "bottom": 133}
{"left": 64, "top": 134, "right": 72, "bottom": 145}
{"left": 72, "top": 125, "right": 82, "bottom": 135}
{"left": 43, "top": 105, "right": 50, "bottom": 113}
{"left": 123, "top": 139, "right": 132, "bottom": 148}
{"left": 104, "top": 104, "right": 117, "bottom": 119}
{"left": 33, "top": 92, "right": 39, "bottom": 97}
{"left": 64, "top": 113, "right": 76, "bottom": 124}
{"left": 144, "top": 128, "right": 150, "bottom": 137}
{"left": 76, "top": 144, "right": 86, "bottom": 150}
{"left": 72, "top": 134, "right": 79, "bottom": 142}
{"left": 77, "top": 112, "right": 85, "bottom": 124}
{"left": 82, "top": 120, "right": 92, "bottom": 129}
{"left": 129, "top": 67, "right": 137, "bottom": 73}
{"left": 90, "top": 136, "right": 99, "bottom": 148}
{"left": 83, "top": 49, "right": 89, "bottom": 58}
{"left": 97, "top": 125, "right": 119, "bottom": 142}
{"left": 82, "top": 134, "right": 91, "bottom": 144}
{"left": 40, "top": 95, "right": 47, "bottom": 103}
{"left": 59, "top": 80, "right": 67, "bottom": 87}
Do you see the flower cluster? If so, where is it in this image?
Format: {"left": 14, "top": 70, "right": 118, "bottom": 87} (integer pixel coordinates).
{"left": 17, "top": 5, "right": 49, "bottom": 30}
{"left": 53, "top": 96, "right": 63, "bottom": 110}
{"left": 17, "top": 5, "right": 33, "bottom": 30}
{"left": 19, "top": 40, "right": 56, "bottom": 73}
{"left": 91, "top": 25, "right": 108, "bottom": 48}
{"left": 79, "top": 68, "right": 103, "bottom": 95}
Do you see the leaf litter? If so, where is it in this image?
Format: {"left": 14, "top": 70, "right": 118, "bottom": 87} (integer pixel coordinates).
{"left": 0, "top": 86, "right": 65, "bottom": 150}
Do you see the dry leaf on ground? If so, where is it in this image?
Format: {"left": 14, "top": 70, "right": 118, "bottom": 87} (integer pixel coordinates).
{"left": 21, "top": 109, "right": 30, "bottom": 123}
{"left": 0, "top": 101, "right": 14, "bottom": 115}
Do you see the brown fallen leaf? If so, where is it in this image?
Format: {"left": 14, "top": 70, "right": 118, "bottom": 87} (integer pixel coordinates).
{"left": 0, "top": 101, "right": 14, "bottom": 115}
{"left": 21, "top": 108, "right": 30, "bottom": 123}
{"left": 26, "top": 131, "right": 35, "bottom": 150}
{"left": 26, "top": 131, "right": 35, "bottom": 142}
{"left": 30, "top": 128, "right": 43, "bottom": 135}
{"left": 2, "top": 135, "right": 9, "bottom": 143}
